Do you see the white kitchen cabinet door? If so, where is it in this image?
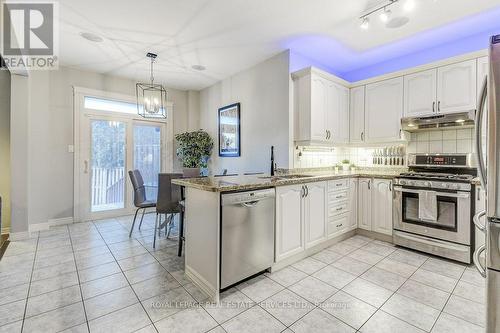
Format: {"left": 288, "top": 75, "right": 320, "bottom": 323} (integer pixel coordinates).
{"left": 365, "top": 77, "right": 404, "bottom": 143}
{"left": 475, "top": 186, "right": 486, "bottom": 251}
{"left": 358, "top": 178, "right": 372, "bottom": 231}
{"left": 404, "top": 69, "right": 437, "bottom": 117}
{"left": 348, "top": 178, "right": 358, "bottom": 231}
{"left": 304, "top": 182, "right": 327, "bottom": 248}
{"left": 372, "top": 179, "right": 393, "bottom": 236}
{"left": 437, "top": 60, "right": 477, "bottom": 114}
{"left": 328, "top": 83, "right": 350, "bottom": 144}
{"left": 275, "top": 185, "right": 304, "bottom": 261}
{"left": 477, "top": 56, "right": 489, "bottom": 101}
{"left": 309, "top": 76, "right": 329, "bottom": 141}
{"left": 349, "top": 86, "right": 365, "bottom": 144}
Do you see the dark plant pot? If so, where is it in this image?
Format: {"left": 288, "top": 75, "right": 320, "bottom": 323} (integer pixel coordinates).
{"left": 183, "top": 168, "right": 201, "bottom": 178}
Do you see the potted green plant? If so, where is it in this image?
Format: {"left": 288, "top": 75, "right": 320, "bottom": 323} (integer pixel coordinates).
{"left": 175, "top": 130, "right": 214, "bottom": 177}
{"left": 341, "top": 159, "right": 350, "bottom": 171}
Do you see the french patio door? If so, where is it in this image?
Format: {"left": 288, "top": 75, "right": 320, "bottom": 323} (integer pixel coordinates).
{"left": 79, "top": 115, "right": 165, "bottom": 221}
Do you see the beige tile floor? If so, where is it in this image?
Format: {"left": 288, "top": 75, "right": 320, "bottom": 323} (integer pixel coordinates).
{"left": 0, "top": 214, "right": 486, "bottom": 333}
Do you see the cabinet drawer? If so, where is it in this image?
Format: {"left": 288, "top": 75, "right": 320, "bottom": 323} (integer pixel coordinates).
{"left": 328, "top": 179, "right": 348, "bottom": 191}
{"left": 328, "top": 214, "right": 348, "bottom": 236}
{"left": 328, "top": 190, "right": 348, "bottom": 204}
{"left": 329, "top": 202, "right": 349, "bottom": 217}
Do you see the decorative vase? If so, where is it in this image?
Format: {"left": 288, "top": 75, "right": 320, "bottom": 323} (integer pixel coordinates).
{"left": 183, "top": 168, "right": 201, "bottom": 178}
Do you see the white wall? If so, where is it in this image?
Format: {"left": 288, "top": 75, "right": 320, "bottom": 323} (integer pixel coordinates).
{"left": 10, "top": 66, "right": 199, "bottom": 232}
{"left": 199, "top": 51, "right": 292, "bottom": 175}
{"left": 0, "top": 69, "right": 11, "bottom": 232}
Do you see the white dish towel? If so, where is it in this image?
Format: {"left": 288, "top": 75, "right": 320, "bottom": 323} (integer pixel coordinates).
{"left": 418, "top": 190, "right": 438, "bottom": 222}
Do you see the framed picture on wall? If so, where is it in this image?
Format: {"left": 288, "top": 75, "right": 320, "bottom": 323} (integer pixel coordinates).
{"left": 218, "top": 103, "right": 241, "bottom": 157}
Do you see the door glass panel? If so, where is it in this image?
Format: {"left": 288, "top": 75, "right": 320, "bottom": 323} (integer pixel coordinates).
{"left": 91, "top": 120, "right": 126, "bottom": 212}
{"left": 134, "top": 125, "right": 161, "bottom": 200}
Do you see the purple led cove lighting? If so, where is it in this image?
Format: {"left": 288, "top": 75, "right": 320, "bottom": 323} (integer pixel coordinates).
{"left": 286, "top": 6, "right": 500, "bottom": 81}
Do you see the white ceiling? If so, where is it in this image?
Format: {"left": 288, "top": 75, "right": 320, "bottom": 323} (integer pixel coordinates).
{"left": 59, "top": 0, "right": 500, "bottom": 90}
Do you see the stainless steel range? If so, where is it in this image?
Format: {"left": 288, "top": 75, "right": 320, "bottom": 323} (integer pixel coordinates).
{"left": 393, "top": 153, "right": 476, "bottom": 263}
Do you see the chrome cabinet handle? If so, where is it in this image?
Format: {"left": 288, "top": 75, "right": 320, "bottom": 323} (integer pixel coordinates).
{"left": 475, "top": 77, "right": 488, "bottom": 189}
{"left": 473, "top": 244, "right": 487, "bottom": 278}
{"left": 437, "top": 101, "right": 441, "bottom": 112}
{"left": 305, "top": 185, "right": 309, "bottom": 197}
{"left": 473, "top": 210, "right": 486, "bottom": 233}
{"left": 361, "top": 132, "right": 364, "bottom": 141}
{"left": 301, "top": 185, "right": 305, "bottom": 198}
{"left": 432, "top": 101, "right": 435, "bottom": 112}
{"left": 368, "top": 180, "right": 371, "bottom": 190}
{"left": 84, "top": 160, "right": 89, "bottom": 174}
{"left": 389, "top": 181, "right": 392, "bottom": 191}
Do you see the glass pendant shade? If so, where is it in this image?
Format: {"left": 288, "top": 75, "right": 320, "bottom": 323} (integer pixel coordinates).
{"left": 136, "top": 53, "right": 167, "bottom": 118}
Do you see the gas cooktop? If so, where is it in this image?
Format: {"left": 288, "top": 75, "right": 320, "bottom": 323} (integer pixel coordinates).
{"left": 399, "top": 172, "right": 474, "bottom": 182}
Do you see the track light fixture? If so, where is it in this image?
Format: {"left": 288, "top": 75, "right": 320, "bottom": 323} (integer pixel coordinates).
{"left": 359, "top": 0, "right": 414, "bottom": 30}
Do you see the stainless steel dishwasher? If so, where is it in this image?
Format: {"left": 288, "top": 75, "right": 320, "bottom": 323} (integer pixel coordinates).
{"left": 220, "top": 188, "right": 275, "bottom": 289}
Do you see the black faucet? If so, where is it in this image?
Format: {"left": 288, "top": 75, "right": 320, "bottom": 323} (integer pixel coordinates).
{"left": 271, "top": 146, "right": 276, "bottom": 176}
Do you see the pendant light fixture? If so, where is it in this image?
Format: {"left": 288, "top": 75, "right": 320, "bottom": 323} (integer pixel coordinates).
{"left": 136, "top": 52, "right": 167, "bottom": 118}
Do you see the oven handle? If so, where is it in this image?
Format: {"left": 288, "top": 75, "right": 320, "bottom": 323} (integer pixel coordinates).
{"left": 392, "top": 186, "right": 470, "bottom": 198}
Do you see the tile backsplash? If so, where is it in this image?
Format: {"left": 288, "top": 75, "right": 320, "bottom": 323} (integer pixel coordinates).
{"left": 407, "top": 128, "right": 474, "bottom": 154}
{"left": 294, "top": 147, "right": 380, "bottom": 168}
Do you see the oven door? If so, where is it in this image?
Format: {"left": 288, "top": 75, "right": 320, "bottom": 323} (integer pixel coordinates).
{"left": 393, "top": 186, "right": 471, "bottom": 245}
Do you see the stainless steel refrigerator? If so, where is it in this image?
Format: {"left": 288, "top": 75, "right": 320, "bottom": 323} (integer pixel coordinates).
{"left": 474, "top": 34, "right": 500, "bottom": 333}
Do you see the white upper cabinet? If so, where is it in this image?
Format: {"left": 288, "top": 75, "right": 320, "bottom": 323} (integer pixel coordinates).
{"left": 293, "top": 69, "right": 350, "bottom": 145}
{"left": 349, "top": 86, "right": 365, "bottom": 143}
{"left": 304, "top": 182, "right": 327, "bottom": 248}
{"left": 477, "top": 56, "right": 489, "bottom": 100}
{"left": 365, "top": 77, "right": 404, "bottom": 143}
{"left": 404, "top": 69, "right": 437, "bottom": 117}
{"left": 437, "top": 60, "right": 477, "bottom": 114}
{"left": 372, "top": 179, "right": 393, "bottom": 236}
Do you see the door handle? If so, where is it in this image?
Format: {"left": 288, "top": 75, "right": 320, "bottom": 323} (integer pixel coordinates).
{"left": 475, "top": 77, "right": 488, "bottom": 188}
{"left": 84, "top": 160, "right": 89, "bottom": 174}
{"left": 473, "top": 210, "right": 486, "bottom": 233}
{"left": 473, "top": 244, "right": 487, "bottom": 278}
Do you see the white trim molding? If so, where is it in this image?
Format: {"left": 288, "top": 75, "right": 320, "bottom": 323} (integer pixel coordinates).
{"left": 28, "top": 217, "right": 74, "bottom": 233}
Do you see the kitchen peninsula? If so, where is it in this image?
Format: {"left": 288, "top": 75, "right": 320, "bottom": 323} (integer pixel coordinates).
{"left": 172, "top": 168, "right": 404, "bottom": 302}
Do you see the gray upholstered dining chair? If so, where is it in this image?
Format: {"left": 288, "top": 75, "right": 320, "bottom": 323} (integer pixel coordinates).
{"left": 154, "top": 173, "right": 184, "bottom": 250}
{"left": 128, "top": 170, "right": 157, "bottom": 237}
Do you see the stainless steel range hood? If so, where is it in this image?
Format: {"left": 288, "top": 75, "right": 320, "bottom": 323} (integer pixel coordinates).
{"left": 401, "top": 111, "right": 475, "bottom": 132}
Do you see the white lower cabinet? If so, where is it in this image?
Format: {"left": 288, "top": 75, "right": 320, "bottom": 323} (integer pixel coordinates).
{"left": 275, "top": 184, "right": 304, "bottom": 262}
{"left": 348, "top": 178, "right": 358, "bottom": 231}
{"left": 304, "top": 182, "right": 327, "bottom": 248}
{"left": 358, "top": 178, "right": 372, "bottom": 231}
{"left": 358, "top": 178, "right": 393, "bottom": 235}
{"left": 372, "top": 179, "right": 393, "bottom": 235}
{"left": 275, "top": 181, "right": 327, "bottom": 262}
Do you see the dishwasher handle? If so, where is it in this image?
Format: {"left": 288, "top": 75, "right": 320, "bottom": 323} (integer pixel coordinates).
{"left": 241, "top": 201, "right": 260, "bottom": 208}
{"left": 221, "top": 188, "right": 275, "bottom": 206}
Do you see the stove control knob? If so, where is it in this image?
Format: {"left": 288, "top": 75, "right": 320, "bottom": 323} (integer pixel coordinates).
{"left": 442, "top": 183, "right": 450, "bottom": 189}
{"left": 399, "top": 179, "right": 406, "bottom": 185}
{"left": 450, "top": 183, "right": 460, "bottom": 190}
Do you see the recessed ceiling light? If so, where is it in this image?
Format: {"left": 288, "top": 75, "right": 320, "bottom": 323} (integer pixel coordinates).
{"left": 386, "top": 16, "right": 410, "bottom": 29}
{"left": 80, "top": 32, "right": 103, "bottom": 43}
{"left": 191, "top": 65, "right": 206, "bottom": 71}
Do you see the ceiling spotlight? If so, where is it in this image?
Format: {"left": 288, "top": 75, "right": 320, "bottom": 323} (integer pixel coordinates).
{"left": 80, "top": 32, "right": 103, "bottom": 43}
{"left": 360, "top": 17, "right": 370, "bottom": 30}
{"left": 403, "top": 0, "right": 415, "bottom": 12}
{"left": 379, "top": 7, "right": 392, "bottom": 22}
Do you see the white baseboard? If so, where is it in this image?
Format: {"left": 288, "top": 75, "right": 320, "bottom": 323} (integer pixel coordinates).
{"left": 29, "top": 217, "right": 74, "bottom": 233}
{"left": 185, "top": 265, "right": 218, "bottom": 303}
{"left": 9, "top": 231, "right": 34, "bottom": 241}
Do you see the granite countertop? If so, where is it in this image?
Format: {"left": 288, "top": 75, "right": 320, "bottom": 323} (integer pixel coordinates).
{"left": 172, "top": 169, "right": 405, "bottom": 192}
